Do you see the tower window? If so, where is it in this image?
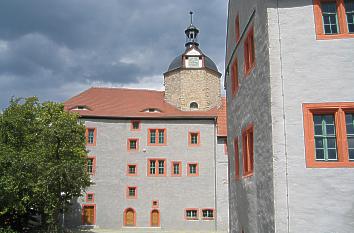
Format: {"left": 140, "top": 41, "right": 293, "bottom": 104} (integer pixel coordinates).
{"left": 190, "top": 102, "right": 199, "bottom": 109}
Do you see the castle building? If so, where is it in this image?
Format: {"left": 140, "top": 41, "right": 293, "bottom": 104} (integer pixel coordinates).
{"left": 225, "top": 0, "right": 354, "bottom": 233}
{"left": 64, "top": 15, "right": 229, "bottom": 232}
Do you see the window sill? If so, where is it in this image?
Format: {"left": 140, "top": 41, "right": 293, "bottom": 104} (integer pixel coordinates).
{"left": 147, "top": 144, "right": 167, "bottom": 146}
{"left": 186, "top": 218, "right": 199, "bottom": 221}
{"left": 316, "top": 33, "right": 354, "bottom": 40}
{"left": 202, "top": 217, "right": 215, "bottom": 220}
{"left": 306, "top": 161, "right": 354, "bottom": 168}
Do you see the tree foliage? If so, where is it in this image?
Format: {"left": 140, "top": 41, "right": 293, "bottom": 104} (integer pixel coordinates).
{"left": 0, "top": 97, "right": 91, "bottom": 232}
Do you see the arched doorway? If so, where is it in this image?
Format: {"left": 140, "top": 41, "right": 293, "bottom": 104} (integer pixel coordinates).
{"left": 124, "top": 208, "right": 136, "bottom": 226}
{"left": 150, "top": 209, "right": 160, "bottom": 227}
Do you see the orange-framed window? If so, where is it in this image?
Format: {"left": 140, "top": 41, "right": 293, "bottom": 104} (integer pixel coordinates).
{"left": 187, "top": 163, "right": 199, "bottom": 176}
{"left": 86, "top": 156, "right": 96, "bottom": 176}
{"left": 85, "top": 128, "right": 96, "bottom": 146}
{"left": 185, "top": 208, "right": 198, "bottom": 220}
{"left": 171, "top": 161, "right": 182, "bottom": 176}
{"left": 152, "top": 200, "right": 159, "bottom": 208}
{"left": 235, "top": 15, "right": 240, "bottom": 42}
{"left": 148, "top": 129, "right": 167, "bottom": 146}
{"left": 234, "top": 138, "right": 240, "bottom": 180}
{"left": 303, "top": 103, "right": 354, "bottom": 167}
{"left": 127, "top": 164, "right": 137, "bottom": 176}
{"left": 147, "top": 159, "right": 166, "bottom": 176}
{"left": 82, "top": 204, "right": 96, "bottom": 225}
{"left": 244, "top": 26, "right": 255, "bottom": 75}
{"left": 201, "top": 208, "right": 215, "bottom": 220}
{"left": 127, "top": 138, "right": 139, "bottom": 151}
{"left": 86, "top": 192, "right": 94, "bottom": 203}
{"left": 130, "top": 120, "right": 141, "bottom": 131}
{"left": 231, "top": 58, "right": 239, "bottom": 96}
{"left": 126, "top": 186, "right": 137, "bottom": 199}
{"left": 242, "top": 124, "right": 254, "bottom": 177}
{"left": 313, "top": 0, "right": 354, "bottom": 39}
{"left": 188, "top": 131, "right": 200, "bottom": 146}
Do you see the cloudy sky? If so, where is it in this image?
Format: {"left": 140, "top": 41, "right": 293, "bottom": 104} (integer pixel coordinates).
{"left": 0, "top": 0, "right": 228, "bottom": 110}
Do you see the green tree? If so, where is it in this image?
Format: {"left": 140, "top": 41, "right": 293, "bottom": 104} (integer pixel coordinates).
{"left": 0, "top": 97, "right": 91, "bottom": 232}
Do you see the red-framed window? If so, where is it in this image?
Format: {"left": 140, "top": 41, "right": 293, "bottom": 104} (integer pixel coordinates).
{"left": 171, "top": 161, "right": 182, "bottom": 176}
{"left": 234, "top": 138, "right": 240, "bottom": 180}
{"left": 131, "top": 120, "right": 141, "bottom": 131}
{"left": 148, "top": 129, "right": 167, "bottom": 146}
{"left": 303, "top": 103, "right": 354, "bottom": 167}
{"left": 85, "top": 128, "right": 96, "bottom": 146}
{"left": 127, "top": 138, "right": 139, "bottom": 151}
{"left": 231, "top": 58, "right": 239, "bottom": 96}
{"left": 313, "top": 0, "right": 354, "bottom": 39}
{"left": 147, "top": 159, "right": 166, "bottom": 176}
{"left": 86, "top": 156, "right": 96, "bottom": 176}
{"left": 126, "top": 186, "right": 137, "bottom": 199}
{"left": 187, "top": 163, "right": 199, "bottom": 176}
{"left": 244, "top": 26, "right": 255, "bottom": 75}
{"left": 235, "top": 15, "right": 240, "bottom": 42}
{"left": 86, "top": 192, "right": 94, "bottom": 203}
{"left": 242, "top": 124, "right": 254, "bottom": 177}
{"left": 201, "top": 208, "right": 215, "bottom": 220}
{"left": 185, "top": 208, "right": 199, "bottom": 220}
{"left": 188, "top": 131, "right": 200, "bottom": 146}
{"left": 127, "top": 164, "right": 137, "bottom": 176}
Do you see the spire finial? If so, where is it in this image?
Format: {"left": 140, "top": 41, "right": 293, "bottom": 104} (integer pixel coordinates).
{"left": 189, "top": 11, "right": 193, "bottom": 25}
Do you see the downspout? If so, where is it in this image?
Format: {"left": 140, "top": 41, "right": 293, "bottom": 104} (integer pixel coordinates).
{"left": 214, "top": 117, "right": 218, "bottom": 232}
{"left": 276, "top": 1, "right": 290, "bottom": 232}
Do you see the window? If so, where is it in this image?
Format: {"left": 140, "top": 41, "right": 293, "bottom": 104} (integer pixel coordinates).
{"left": 235, "top": 15, "right": 240, "bottom": 42}
{"left": 86, "top": 156, "right": 96, "bottom": 175}
{"left": 234, "top": 138, "right": 240, "bottom": 180}
{"left": 187, "top": 163, "right": 199, "bottom": 176}
{"left": 131, "top": 120, "right": 141, "bottom": 131}
{"left": 303, "top": 103, "right": 354, "bottom": 167}
{"left": 148, "top": 159, "right": 166, "bottom": 176}
{"left": 127, "top": 164, "right": 137, "bottom": 176}
{"left": 148, "top": 129, "right": 166, "bottom": 146}
{"left": 152, "top": 200, "right": 159, "bottom": 208}
{"left": 85, "top": 128, "right": 96, "bottom": 146}
{"left": 86, "top": 193, "right": 94, "bottom": 203}
{"left": 231, "top": 58, "right": 239, "bottom": 96}
{"left": 127, "top": 186, "right": 137, "bottom": 199}
{"left": 244, "top": 27, "right": 255, "bottom": 75}
{"left": 171, "top": 161, "right": 182, "bottom": 176}
{"left": 313, "top": 0, "right": 354, "bottom": 39}
{"left": 242, "top": 125, "right": 254, "bottom": 177}
{"left": 202, "top": 209, "right": 214, "bottom": 219}
{"left": 185, "top": 209, "right": 198, "bottom": 220}
{"left": 345, "top": 0, "right": 354, "bottom": 32}
{"left": 190, "top": 102, "right": 199, "bottom": 109}
{"left": 189, "top": 131, "right": 200, "bottom": 146}
{"left": 127, "top": 138, "right": 139, "bottom": 151}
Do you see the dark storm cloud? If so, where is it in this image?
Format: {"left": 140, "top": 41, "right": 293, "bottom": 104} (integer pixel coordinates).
{"left": 0, "top": 0, "right": 227, "bottom": 110}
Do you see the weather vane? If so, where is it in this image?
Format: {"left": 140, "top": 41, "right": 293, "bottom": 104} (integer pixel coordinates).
{"left": 189, "top": 11, "right": 193, "bottom": 25}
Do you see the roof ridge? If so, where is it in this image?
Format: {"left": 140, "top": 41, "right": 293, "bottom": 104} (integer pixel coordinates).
{"left": 90, "top": 86, "right": 164, "bottom": 93}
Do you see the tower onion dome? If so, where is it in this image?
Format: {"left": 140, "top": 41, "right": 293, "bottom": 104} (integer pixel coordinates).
{"left": 166, "top": 11, "right": 219, "bottom": 74}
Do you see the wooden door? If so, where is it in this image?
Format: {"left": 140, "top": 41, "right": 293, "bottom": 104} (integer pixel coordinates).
{"left": 83, "top": 206, "right": 94, "bottom": 225}
{"left": 125, "top": 209, "right": 135, "bottom": 226}
{"left": 151, "top": 210, "right": 159, "bottom": 227}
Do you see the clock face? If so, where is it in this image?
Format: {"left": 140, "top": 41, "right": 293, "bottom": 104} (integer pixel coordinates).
{"left": 188, "top": 56, "right": 200, "bottom": 68}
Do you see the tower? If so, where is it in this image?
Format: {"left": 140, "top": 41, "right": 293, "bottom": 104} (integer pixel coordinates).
{"left": 164, "top": 12, "right": 222, "bottom": 111}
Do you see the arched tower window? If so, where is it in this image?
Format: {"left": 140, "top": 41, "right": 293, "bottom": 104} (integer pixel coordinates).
{"left": 190, "top": 102, "right": 199, "bottom": 109}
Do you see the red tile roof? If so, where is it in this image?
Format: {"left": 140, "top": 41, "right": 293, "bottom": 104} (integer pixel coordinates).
{"left": 64, "top": 87, "right": 227, "bottom": 136}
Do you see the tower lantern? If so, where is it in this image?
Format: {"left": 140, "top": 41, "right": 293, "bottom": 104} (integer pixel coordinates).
{"left": 185, "top": 11, "right": 199, "bottom": 48}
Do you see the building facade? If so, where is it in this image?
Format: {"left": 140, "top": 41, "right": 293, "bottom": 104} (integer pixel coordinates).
{"left": 64, "top": 19, "right": 229, "bottom": 232}
{"left": 225, "top": 0, "right": 354, "bottom": 233}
